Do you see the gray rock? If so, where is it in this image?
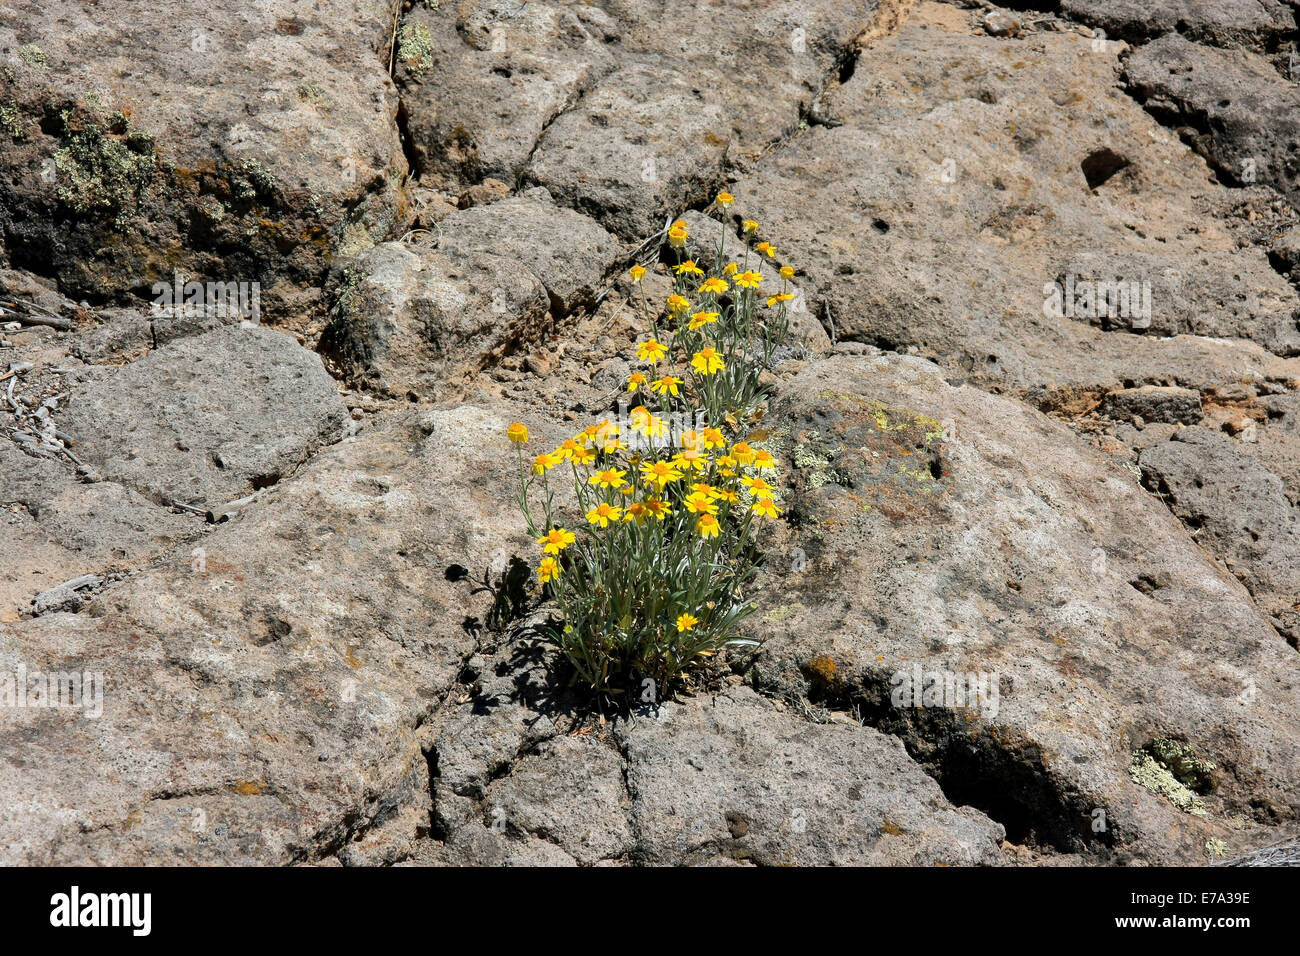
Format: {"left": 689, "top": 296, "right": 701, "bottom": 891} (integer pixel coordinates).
{"left": 619, "top": 686, "right": 1006, "bottom": 865}
{"left": 1060, "top": 0, "right": 1297, "bottom": 49}
{"left": 0, "top": 1, "right": 407, "bottom": 315}
{"left": 318, "top": 242, "right": 549, "bottom": 400}
{"left": 746, "top": 350, "right": 1300, "bottom": 863}
{"left": 435, "top": 188, "right": 623, "bottom": 315}
{"left": 60, "top": 325, "right": 348, "bottom": 508}
{"left": 1100, "top": 385, "right": 1203, "bottom": 425}
{"left": 0, "top": 403, "right": 565, "bottom": 864}
{"left": 1125, "top": 34, "right": 1300, "bottom": 206}
{"left": 1140, "top": 427, "right": 1300, "bottom": 643}
{"left": 731, "top": 5, "right": 1300, "bottom": 386}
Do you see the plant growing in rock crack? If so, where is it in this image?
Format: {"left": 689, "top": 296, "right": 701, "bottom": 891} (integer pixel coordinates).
{"left": 507, "top": 196, "right": 797, "bottom": 696}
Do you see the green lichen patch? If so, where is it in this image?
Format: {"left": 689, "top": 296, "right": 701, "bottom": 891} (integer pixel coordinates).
{"left": 1, "top": 100, "right": 22, "bottom": 140}
{"left": 1129, "top": 739, "right": 1217, "bottom": 816}
{"left": 18, "top": 44, "right": 47, "bottom": 69}
{"left": 54, "top": 113, "right": 156, "bottom": 225}
{"left": 398, "top": 23, "right": 436, "bottom": 75}
{"left": 229, "top": 158, "right": 279, "bottom": 203}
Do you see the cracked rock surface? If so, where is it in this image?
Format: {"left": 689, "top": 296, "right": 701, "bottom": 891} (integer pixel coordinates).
{"left": 1, "top": 0, "right": 1298, "bottom": 866}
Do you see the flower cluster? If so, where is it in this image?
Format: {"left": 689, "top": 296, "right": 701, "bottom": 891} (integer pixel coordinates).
{"left": 508, "top": 198, "right": 796, "bottom": 694}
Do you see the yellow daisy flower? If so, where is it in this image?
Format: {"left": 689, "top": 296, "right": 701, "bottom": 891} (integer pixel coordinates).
{"left": 696, "top": 513, "right": 722, "bottom": 538}
{"left": 537, "top": 528, "right": 576, "bottom": 554}
{"left": 674, "top": 260, "right": 704, "bottom": 277}
{"left": 731, "top": 441, "right": 756, "bottom": 466}
{"left": 650, "top": 374, "right": 683, "bottom": 396}
{"left": 733, "top": 270, "right": 764, "bottom": 289}
{"left": 640, "top": 459, "right": 682, "bottom": 489}
{"left": 538, "top": 556, "right": 561, "bottom": 583}
{"left": 629, "top": 264, "right": 646, "bottom": 283}
{"left": 507, "top": 422, "right": 529, "bottom": 444}
{"left": 586, "top": 502, "right": 623, "bottom": 527}
{"left": 688, "top": 310, "right": 720, "bottom": 331}
{"left": 589, "top": 467, "right": 628, "bottom": 490}
{"left": 676, "top": 612, "right": 699, "bottom": 632}
{"left": 644, "top": 498, "right": 673, "bottom": 520}
{"left": 698, "top": 277, "right": 729, "bottom": 296}
{"left": 636, "top": 338, "right": 668, "bottom": 363}
{"left": 752, "top": 497, "right": 780, "bottom": 519}
{"left": 666, "top": 293, "right": 691, "bottom": 314}
{"left": 691, "top": 348, "right": 725, "bottom": 376}
{"left": 715, "top": 191, "right": 734, "bottom": 208}
{"left": 533, "top": 452, "right": 564, "bottom": 474}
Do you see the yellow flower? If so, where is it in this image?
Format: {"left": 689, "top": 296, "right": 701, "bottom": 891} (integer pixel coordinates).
{"left": 684, "top": 491, "right": 718, "bottom": 515}
{"left": 570, "top": 445, "right": 596, "bottom": 466}
{"left": 507, "top": 422, "right": 529, "bottom": 444}
{"left": 533, "top": 452, "right": 564, "bottom": 474}
{"left": 629, "top": 264, "right": 646, "bottom": 283}
{"left": 742, "top": 219, "right": 758, "bottom": 234}
{"left": 715, "top": 191, "right": 734, "bottom": 208}
{"left": 586, "top": 502, "right": 623, "bottom": 527}
{"left": 636, "top": 338, "right": 668, "bottom": 363}
{"left": 558, "top": 438, "right": 582, "bottom": 460}
{"left": 629, "top": 406, "right": 666, "bottom": 439}
{"left": 766, "top": 292, "right": 795, "bottom": 307}
{"left": 672, "top": 219, "right": 688, "bottom": 231}
{"left": 668, "top": 225, "right": 688, "bottom": 248}
{"left": 741, "top": 475, "right": 775, "bottom": 496}
{"left": 752, "top": 497, "right": 780, "bottom": 519}
{"left": 673, "top": 447, "right": 709, "bottom": 472}
{"left": 674, "top": 260, "right": 704, "bottom": 277}
{"left": 589, "top": 467, "right": 628, "bottom": 490}
{"left": 666, "top": 294, "right": 691, "bottom": 314}
{"left": 713, "top": 487, "right": 740, "bottom": 505}
{"left": 679, "top": 429, "right": 703, "bottom": 450}
{"left": 538, "top": 556, "right": 561, "bottom": 583}
{"left": 627, "top": 371, "right": 648, "bottom": 392}
{"left": 537, "top": 528, "right": 576, "bottom": 554}
{"left": 645, "top": 498, "right": 673, "bottom": 520}
{"left": 691, "top": 347, "right": 725, "bottom": 376}
{"left": 701, "top": 427, "right": 726, "bottom": 449}
{"left": 715, "top": 454, "right": 738, "bottom": 475}
{"left": 733, "top": 270, "right": 764, "bottom": 289}
{"left": 698, "top": 277, "right": 728, "bottom": 296}
{"left": 624, "top": 501, "right": 649, "bottom": 524}
{"left": 688, "top": 310, "right": 719, "bottom": 331}
{"left": 696, "top": 513, "right": 721, "bottom": 538}
{"left": 752, "top": 448, "right": 776, "bottom": 470}
{"left": 640, "top": 458, "right": 682, "bottom": 489}
{"left": 650, "top": 374, "right": 683, "bottom": 396}
{"left": 731, "top": 441, "right": 756, "bottom": 466}
{"left": 691, "top": 482, "right": 717, "bottom": 497}
{"left": 755, "top": 241, "right": 776, "bottom": 258}
{"left": 676, "top": 612, "right": 699, "bottom": 632}
{"left": 722, "top": 262, "right": 739, "bottom": 276}
{"left": 779, "top": 265, "right": 794, "bottom": 280}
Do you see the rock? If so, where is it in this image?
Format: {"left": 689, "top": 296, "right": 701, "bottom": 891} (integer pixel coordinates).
{"left": 435, "top": 188, "right": 623, "bottom": 315}
{"left": 620, "top": 685, "right": 1005, "bottom": 865}
{"left": 0, "top": 403, "right": 567, "bottom": 864}
{"left": 1099, "top": 385, "right": 1203, "bottom": 425}
{"left": 1059, "top": 0, "right": 1297, "bottom": 50}
{"left": 746, "top": 349, "right": 1300, "bottom": 863}
{"left": 518, "top": 1, "right": 898, "bottom": 239}
{"left": 0, "top": 0, "right": 407, "bottom": 316}
{"left": 0, "top": 441, "right": 196, "bottom": 583}
{"left": 981, "top": 11, "right": 1020, "bottom": 37}
{"left": 1139, "top": 428, "right": 1300, "bottom": 644}
{"left": 317, "top": 242, "right": 549, "bottom": 400}
{"left": 397, "top": 1, "right": 620, "bottom": 188}
{"left": 731, "top": 2, "right": 1300, "bottom": 379}
{"left": 1271, "top": 226, "right": 1300, "bottom": 277}
{"left": 1125, "top": 34, "right": 1300, "bottom": 207}
{"left": 59, "top": 325, "right": 348, "bottom": 508}
{"left": 71, "top": 310, "right": 154, "bottom": 365}
{"left": 31, "top": 574, "right": 102, "bottom": 614}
